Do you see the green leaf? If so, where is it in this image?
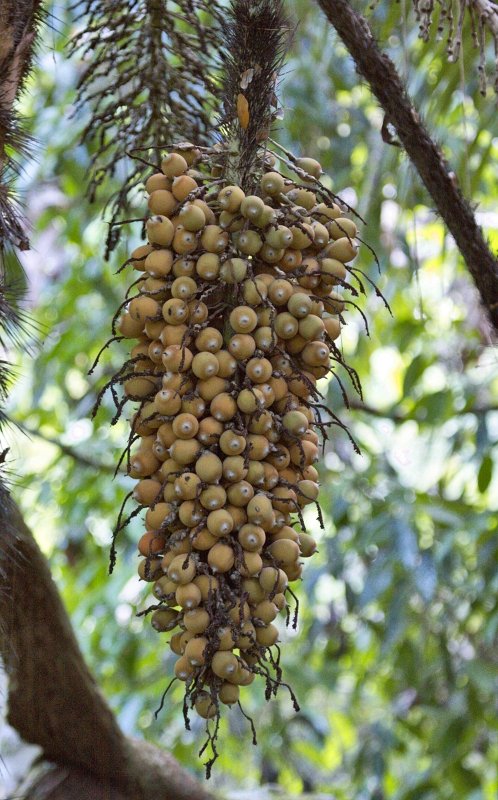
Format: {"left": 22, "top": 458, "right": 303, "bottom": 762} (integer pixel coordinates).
{"left": 477, "top": 454, "right": 493, "bottom": 493}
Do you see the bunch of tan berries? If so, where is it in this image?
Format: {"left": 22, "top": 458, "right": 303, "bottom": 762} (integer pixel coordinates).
{"left": 115, "top": 143, "right": 359, "bottom": 723}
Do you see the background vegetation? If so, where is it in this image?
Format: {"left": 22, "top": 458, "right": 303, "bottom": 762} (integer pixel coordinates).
{"left": 2, "top": 1, "right": 498, "bottom": 796}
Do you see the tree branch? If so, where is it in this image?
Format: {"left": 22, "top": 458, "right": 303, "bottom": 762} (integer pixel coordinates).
{"left": 8, "top": 415, "right": 118, "bottom": 473}
{"left": 316, "top": 0, "right": 498, "bottom": 333}
{"left": 0, "top": 487, "right": 213, "bottom": 800}
{"left": 348, "top": 398, "right": 498, "bottom": 422}
{"left": 0, "top": 1, "right": 44, "bottom": 251}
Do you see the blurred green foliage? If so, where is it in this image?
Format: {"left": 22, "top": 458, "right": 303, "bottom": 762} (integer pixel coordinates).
{"left": 5, "top": 1, "right": 498, "bottom": 797}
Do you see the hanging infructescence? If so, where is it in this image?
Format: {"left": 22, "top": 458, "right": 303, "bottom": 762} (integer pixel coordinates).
{"left": 93, "top": 0, "right": 383, "bottom": 776}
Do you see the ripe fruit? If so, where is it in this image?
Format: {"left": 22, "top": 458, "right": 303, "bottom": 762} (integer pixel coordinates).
{"left": 109, "top": 138, "right": 368, "bottom": 733}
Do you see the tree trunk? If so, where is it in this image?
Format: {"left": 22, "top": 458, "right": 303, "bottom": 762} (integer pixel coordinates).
{"left": 0, "top": 487, "right": 214, "bottom": 800}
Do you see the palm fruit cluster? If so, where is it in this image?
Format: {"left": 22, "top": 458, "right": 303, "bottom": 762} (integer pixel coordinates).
{"left": 112, "top": 141, "right": 360, "bottom": 728}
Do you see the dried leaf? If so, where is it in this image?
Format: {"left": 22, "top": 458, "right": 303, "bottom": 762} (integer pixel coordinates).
{"left": 237, "top": 93, "right": 250, "bottom": 129}
{"left": 240, "top": 68, "right": 254, "bottom": 89}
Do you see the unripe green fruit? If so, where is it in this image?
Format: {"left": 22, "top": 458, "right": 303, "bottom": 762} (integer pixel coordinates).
{"left": 288, "top": 291, "right": 313, "bottom": 319}
{"left": 218, "top": 185, "right": 245, "bottom": 213}
{"left": 282, "top": 410, "right": 309, "bottom": 436}
{"left": 242, "top": 277, "right": 268, "bottom": 305}
{"left": 240, "top": 194, "right": 265, "bottom": 220}
{"left": 296, "top": 156, "right": 322, "bottom": 178}
{"left": 261, "top": 244, "right": 285, "bottom": 266}
{"left": 196, "top": 252, "right": 220, "bottom": 281}
{"left": 216, "top": 626, "right": 236, "bottom": 650}
{"left": 274, "top": 312, "right": 299, "bottom": 340}
{"left": 265, "top": 225, "right": 293, "bottom": 249}
{"left": 177, "top": 202, "right": 205, "bottom": 231}
{"left": 236, "top": 230, "right": 263, "bottom": 255}
{"left": 260, "top": 171, "right": 285, "bottom": 196}
{"left": 287, "top": 188, "right": 316, "bottom": 210}
{"left": 219, "top": 257, "right": 247, "bottom": 283}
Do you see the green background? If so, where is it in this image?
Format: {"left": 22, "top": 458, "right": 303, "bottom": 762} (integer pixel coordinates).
{"left": 4, "top": 1, "right": 498, "bottom": 796}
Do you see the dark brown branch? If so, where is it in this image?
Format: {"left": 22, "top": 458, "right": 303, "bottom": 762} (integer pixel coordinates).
{"left": 0, "top": 487, "right": 213, "bottom": 800}
{"left": 316, "top": 0, "right": 498, "bottom": 333}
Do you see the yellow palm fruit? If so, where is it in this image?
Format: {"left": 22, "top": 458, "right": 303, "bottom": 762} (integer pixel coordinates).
{"left": 195, "top": 452, "right": 223, "bottom": 483}
{"left": 175, "top": 582, "right": 202, "bottom": 609}
{"left": 167, "top": 555, "right": 197, "bottom": 585}
{"left": 205, "top": 506, "right": 234, "bottom": 537}
{"left": 199, "top": 484, "right": 227, "bottom": 510}
{"left": 151, "top": 608, "right": 179, "bottom": 632}
{"left": 194, "top": 691, "right": 217, "bottom": 719}
{"left": 172, "top": 174, "right": 198, "bottom": 202}
{"left": 174, "top": 655, "right": 194, "bottom": 681}
{"left": 161, "top": 152, "right": 189, "bottom": 177}
{"left": 194, "top": 574, "right": 219, "bottom": 602}
{"left": 184, "top": 608, "right": 210, "bottom": 634}
{"left": 208, "top": 542, "right": 235, "bottom": 572}
{"left": 219, "top": 682, "right": 240, "bottom": 705}
{"left": 184, "top": 636, "right": 208, "bottom": 666}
